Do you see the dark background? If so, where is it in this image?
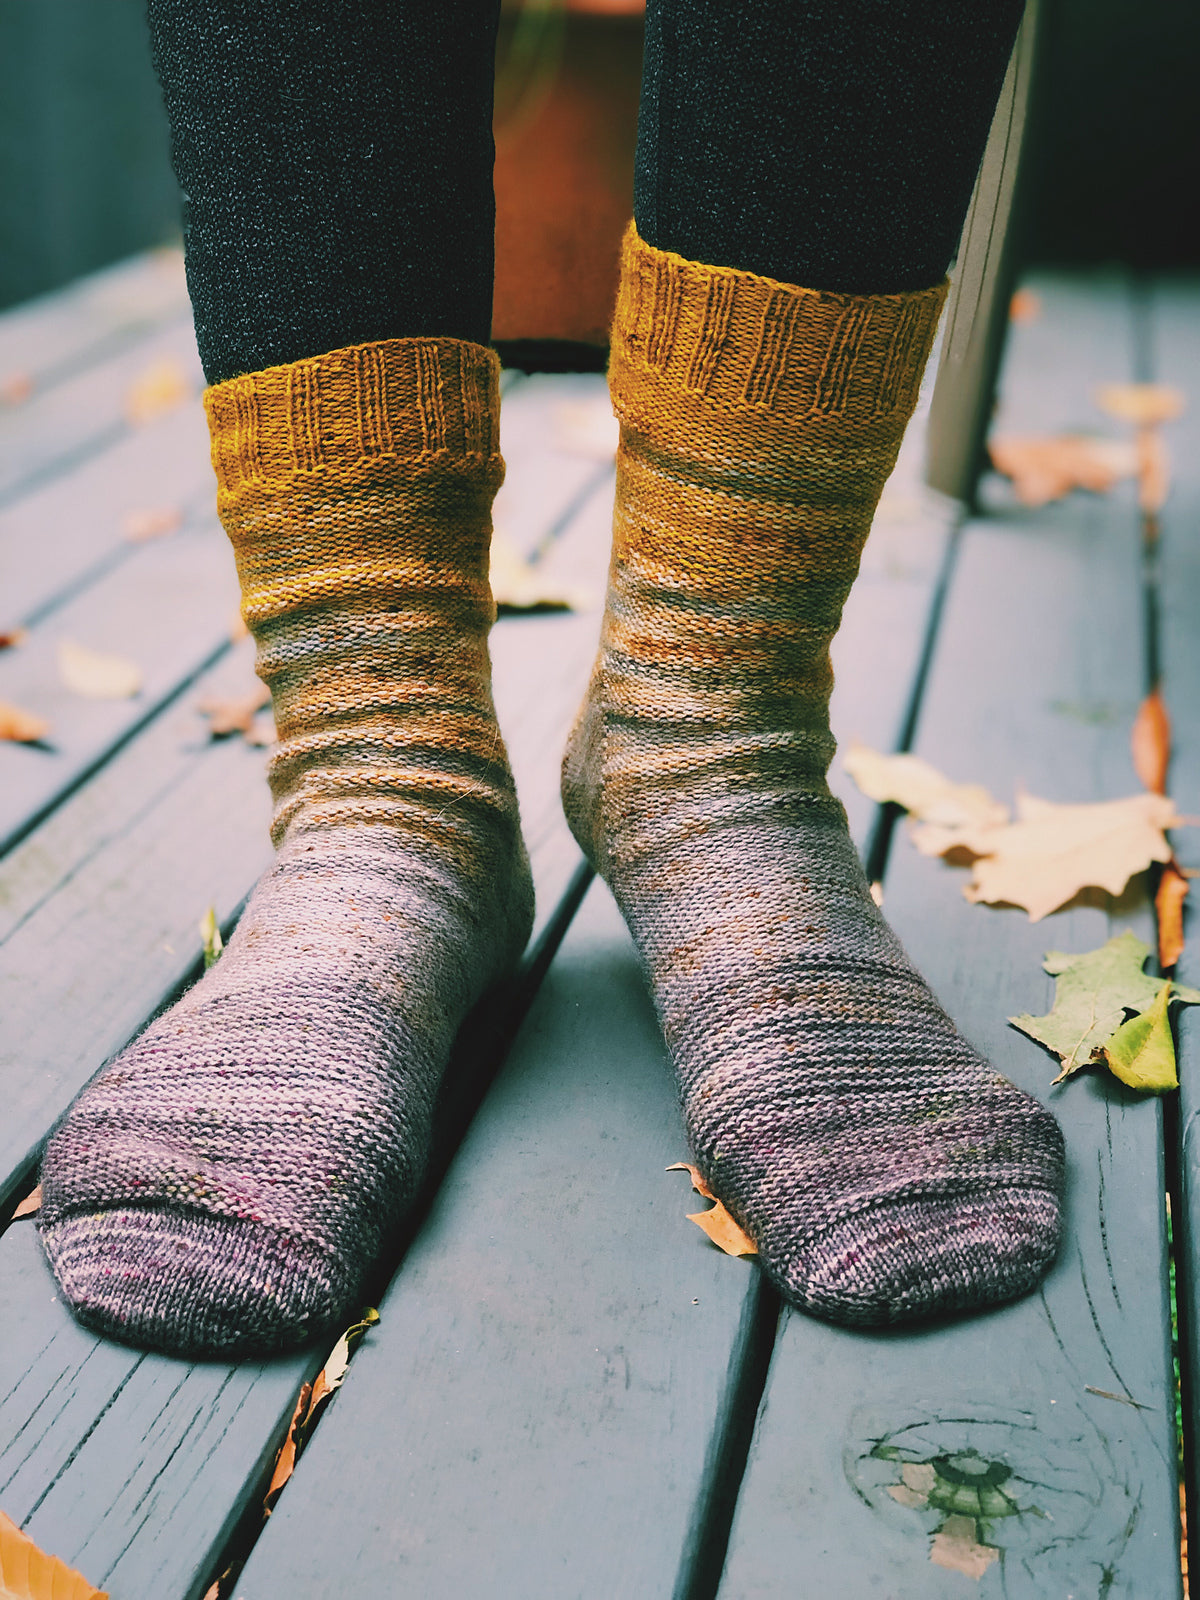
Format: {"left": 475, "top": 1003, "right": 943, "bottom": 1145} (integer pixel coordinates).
{"left": 1, "top": 0, "right": 1196, "bottom": 316}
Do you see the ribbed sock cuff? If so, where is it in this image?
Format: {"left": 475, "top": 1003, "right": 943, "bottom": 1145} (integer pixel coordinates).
{"left": 610, "top": 222, "right": 947, "bottom": 427}
{"left": 204, "top": 336, "right": 503, "bottom": 507}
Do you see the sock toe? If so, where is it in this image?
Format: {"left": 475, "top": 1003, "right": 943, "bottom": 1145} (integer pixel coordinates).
{"left": 39, "top": 1208, "right": 352, "bottom": 1359}
{"left": 759, "top": 1183, "right": 1064, "bottom": 1328}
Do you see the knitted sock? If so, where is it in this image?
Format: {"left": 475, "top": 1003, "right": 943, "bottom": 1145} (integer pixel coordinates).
{"left": 39, "top": 338, "right": 533, "bottom": 1358}
{"left": 564, "top": 227, "right": 1065, "bottom": 1326}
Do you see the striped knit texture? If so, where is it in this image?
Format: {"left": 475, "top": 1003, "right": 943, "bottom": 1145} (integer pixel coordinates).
{"left": 39, "top": 338, "right": 534, "bottom": 1358}
{"left": 564, "top": 225, "right": 1065, "bottom": 1325}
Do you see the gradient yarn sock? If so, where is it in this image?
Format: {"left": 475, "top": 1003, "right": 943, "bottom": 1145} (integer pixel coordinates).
{"left": 564, "top": 225, "right": 1064, "bottom": 1326}
{"left": 39, "top": 337, "right": 533, "bottom": 1358}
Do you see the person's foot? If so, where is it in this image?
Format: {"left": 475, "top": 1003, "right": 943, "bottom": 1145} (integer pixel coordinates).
{"left": 39, "top": 338, "right": 533, "bottom": 1357}
{"left": 563, "top": 227, "right": 1064, "bottom": 1325}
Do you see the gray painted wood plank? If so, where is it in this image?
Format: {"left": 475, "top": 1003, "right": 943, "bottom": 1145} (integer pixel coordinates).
{"left": 0, "top": 517, "right": 241, "bottom": 854}
{"left": 494, "top": 371, "right": 615, "bottom": 561}
{"left": 0, "top": 397, "right": 214, "bottom": 628}
{"left": 719, "top": 275, "right": 1181, "bottom": 1598}
{"left": 1151, "top": 274, "right": 1200, "bottom": 1496}
{"left": 0, "top": 319, "right": 203, "bottom": 507}
{"left": 0, "top": 250, "right": 189, "bottom": 392}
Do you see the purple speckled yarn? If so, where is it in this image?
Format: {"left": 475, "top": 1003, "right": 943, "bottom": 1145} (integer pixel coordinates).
{"left": 563, "top": 231, "right": 1065, "bottom": 1325}
{"left": 38, "top": 339, "right": 533, "bottom": 1357}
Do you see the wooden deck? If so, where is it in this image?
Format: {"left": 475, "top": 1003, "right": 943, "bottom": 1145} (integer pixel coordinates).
{"left": 1, "top": 253, "right": 1197, "bottom": 1599}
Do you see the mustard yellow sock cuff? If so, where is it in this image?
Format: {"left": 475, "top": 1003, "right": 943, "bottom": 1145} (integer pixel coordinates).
{"left": 203, "top": 336, "right": 503, "bottom": 510}
{"left": 609, "top": 221, "right": 946, "bottom": 435}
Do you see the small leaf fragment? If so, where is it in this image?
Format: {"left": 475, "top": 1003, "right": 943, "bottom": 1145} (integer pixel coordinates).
{"left": 125, "top": 358, "right": 190, "bottom": 425}
{"left": 197, "top": 684, "right": 271, "bottom": 738}
{"left": 666, "top": 1161, "right": 715, "bottom": 1202}
{"left": 1131, "top": 688, "right": 1171, "bottom": 795}
{"left": 490, "top": 530, "right": 595, "bottom": 614}
{"left": 0, "top": 371, "right": 33, "bottom": 406}
{"left": 1156, "top": 859, "right": 1190, "bottom": 969}
{"left": 1008, "top": 287, "right": 1041, "bottom": 323}
{"left": 929, "top": 1514, "right": 999, "bottom": 1580}
{"left": 668, "top": 1163, "right": 757, "bottom": 1256}
{"left": 264, "top": 1381, "right": 312, "bottom": 1512}
{"left": 1096, "top": 383, "right": 1186, "bottom": 426}
{"left": 1102, "top": 981, "right": 1178, "bottom": 1093}
{"left": 988, "top": 434, "right": 1136, "bottom": 507}
{"left": 200, "top": 907, "right": 224, "bottom": 969}
{"left": 300, "top": 1308, "right": 380, "bottom": 1444}
{"left": 58, "top": 639, "right": 142, "bottom": 700}
{"left": 11, "top": 1183, "right": 42, "bottom": 1220}
{"left": 0, "top": 1510, "right": 108, "bottom": 1599}
{"left": 123, "top": 505, "right": 182, "bottom": 543}
{"left": 0, "top": 701, "right": 49, "bottom": 744}
{"left": 0, "top": 628, "right": 26, "bottom": 651}
{"left": 687, "top": 1200, "right": 758, "bottom": 1257}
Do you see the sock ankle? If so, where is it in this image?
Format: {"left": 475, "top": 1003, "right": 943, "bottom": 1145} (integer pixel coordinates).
{"left": 38, "top": 338, "right": 533, "bottom": 1358}
{"left": 564, "top": 225, "right": 1064, "bottom": 1325}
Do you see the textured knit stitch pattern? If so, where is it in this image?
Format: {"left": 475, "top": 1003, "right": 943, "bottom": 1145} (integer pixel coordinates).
{"left": 39, "top": 338, "right": 533, "bottom": 1358}
{"left": 563, "top": 224, "right": 1065, "bottom": 1326}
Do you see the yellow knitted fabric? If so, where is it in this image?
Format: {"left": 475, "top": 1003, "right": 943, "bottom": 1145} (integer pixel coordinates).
{"left": 205, "top": 337, "right": 513, "bottom": 848}
{"left": 562, "top": 228, "right": 1064, "bottom": 1328}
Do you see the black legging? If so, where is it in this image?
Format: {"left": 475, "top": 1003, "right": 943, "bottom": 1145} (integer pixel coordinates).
{"left": 148, "top": 0, "right": 1024, "bottom": 387}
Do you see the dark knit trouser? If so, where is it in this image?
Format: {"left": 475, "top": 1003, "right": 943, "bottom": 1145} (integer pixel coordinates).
{"left": 147, "top": 0, "right": 1024, "bottom": 384}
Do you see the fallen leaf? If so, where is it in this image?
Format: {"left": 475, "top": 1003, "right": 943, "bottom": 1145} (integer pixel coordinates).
{"left": 956, "top": 791, "right": 1178, "bottom": 922}
{"left": 125, "top": 358, "right": 189, "bottom": 425}
{"left": 668, "top": 1164, "right": 756, "bottom": 1256}
{"left": 1102, "top": 980, "right": 1178, "bottom": 1092}
{"left": 929, "top": 1514, "right": 999, "bottom": 1581}
{"left": 0, "top": 701, "right": 49, "bottom": 743}
{"left": 300, "top": 1308, "right": 380, "bottom": 1445}
{"left": 490, "top": 531, "right": 594, "bottom": 613}
{"left": 1132, "top": 688, "right": 1171, "bottom": 794}
{"left": 1008, "top": 287, "right": 1041, "bottom": 323}
{"left": 988, "top": 434, "right": 1136, "bottom": 507}
{"left": 1010, "top": 930, "right": 1200, "bottom": 1082}
{"left": 666, "top": 1161, "right": 715, "bottom": 1201}
{"left": 197, "top": 684, "right": 271, "bottom": 738}
{"left": 11, "top": 1184, "right": 42, "bottom": 1221}
{"left": 1096, "top": 383, "right": 1187, "bottom": 426}
{"left": 1157, "top": 860, "right": 1190, "bottom": 969}
{"left": 1085, "top": 1385, "right": 1151, "bottom": 1410}
{"left": 200, "top": 907, "right": 224, "bottom": 970}
{"left": 0, "top": 371, "right": 33, "bottom": 406}
{"left": 58, "top": 639, "right": 142, "bottom": 700}
{"left": 264, "top": 1382, "right": 312, "bottom": 1513}
{"left": 0, "top": 629, "right": 26, "bottom": 651}
{"left": 0, "top": 1511, "right": 108, "bottom": 1599}
{"left": 122, "top": 505, "right": 182, "bottom": 542}
{"left": 1137, "top": 428, "right": 1171, "bottom": 513}
{"left": 842, "top": 744, "right": 1009, "bottom": 833}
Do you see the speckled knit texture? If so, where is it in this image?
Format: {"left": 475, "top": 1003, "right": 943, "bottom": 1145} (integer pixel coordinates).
{"left": 563, "top": 225, "right": 1065, "bottom": 1325}
{"left": 39, "top": 337, "right": 533, "bottom": 1358}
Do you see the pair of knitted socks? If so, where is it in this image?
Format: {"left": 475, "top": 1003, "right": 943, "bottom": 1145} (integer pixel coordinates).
{"left": 38, "top": 227, "right": 1064, "bottom": 1356}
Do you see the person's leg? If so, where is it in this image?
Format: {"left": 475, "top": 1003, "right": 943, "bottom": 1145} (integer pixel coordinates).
{"left": 38, "top": 0, "right": 532, "bottom": 1359}
{"left": 564, "top": 0, "right": 1065, "bottom": 1326}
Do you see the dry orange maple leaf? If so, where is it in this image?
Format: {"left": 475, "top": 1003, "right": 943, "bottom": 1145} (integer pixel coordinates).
{"left": 0, "top": 702, "right": 48, "bottom": 744}
{"left": 0, "top": 1511, "right": 107, "bottom": 1600}
{"left": 1157, "top": 861, "right": 1191, "bottom": 971}
{"left": 10, "top": 1184, "right": 41, "bottom": 1222}
{"left": 667, "top": 1163, "right": 757, "bottom": 1257}
{"left": 1132, "top": 688, "right": 1171, "bottom": 795}
{"left": 0, "top": 629, "right": 26, "bottom": 651}
{"left": 1096, "top": 383, "right": 1187, "bottom": 427}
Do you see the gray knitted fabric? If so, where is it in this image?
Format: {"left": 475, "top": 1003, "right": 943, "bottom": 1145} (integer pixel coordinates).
{"left": 563, "top": 230, "right": 1065, "bottom": 1326}
{"left": 39, "top": 338, "right": 533, "bottom": 1358}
